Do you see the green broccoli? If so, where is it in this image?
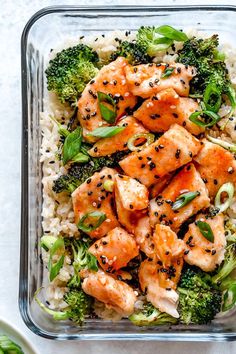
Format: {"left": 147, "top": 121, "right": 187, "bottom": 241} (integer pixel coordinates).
{"left": 110, "top": 40, "right": 151, "bottom": 65}
{"left": 212, "top": 244, "right": 236, "bottom": 285}
{"left": 177, "top": 35, "right": 230, "bottom": 96}
{"left": 71, "top": 238, "right": 98, "bottom": 274}
{"left": 178, "top": 267, "right": 222, "bottom": 325}
{"left": 129, "top": 302, "right": 177, "bottom": 326}
{"left": 52, "top": 150, "right": 129, "bottom": 194}
{"left": 35, "top": 288, "right": 92, "bottom": 326}
{"left": 136, "top": 26, "right": 173, "bottom": 56}
{"left": 45, "top": 44, "right": 99, "bottom": 104}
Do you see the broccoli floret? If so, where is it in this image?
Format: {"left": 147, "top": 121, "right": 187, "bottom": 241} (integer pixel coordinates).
{"left": 71, "top": 238, "right": 98, "bottom": 273}
{"left": 178, "top": 267, "right": 221, "bottom": 324}
{"left": 52, "top": 174, "right": 80, "bottom": 194}
{"left": 129, "top": 302, "right": 177, "bottom": 326}
{"left": 212, "top": 244, "right": 236, "bottom": 285}
{"left": 136, "top": 26, "right": 173, "bottom": 56}
{"left": 110, "top": 40, "right": 151, "bottom": 65}
{"left": 177, "top": 35, "right": 230, "bottom": 95}
{"left": 35, "top": 288, "right": 92, "bottom": 326}
{"left": 45, "top": 44, "right": 99, "bottom": 104}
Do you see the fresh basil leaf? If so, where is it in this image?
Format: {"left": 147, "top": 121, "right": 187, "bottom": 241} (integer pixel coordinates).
{"left": 161, "top": 67, "right": 174, "bottom": 79}
{"left": 48, "top": 238, "right": 65, "bottom": 281}
{"left": 62, "top": 127, "right": 82, "bottom": 165}
{"left": 172, "top": 191, "right": 200, "bottom": 210}
{"left": 88, "top": 126, "right": 125, "bottom": 138}
{"left": 196, "top": 220, "right": 214, "bottom": 242}
{"left": 97, "top": 91, "right": 117, "bottom": 123}
{"left": 156, "top": 25, "right": 188, "bottom": 42}
{"left": 71, "top": 152, "right": 90, "bottom": 163}
{"left": 77, "top": 211, "right": 107, "bottom": 233}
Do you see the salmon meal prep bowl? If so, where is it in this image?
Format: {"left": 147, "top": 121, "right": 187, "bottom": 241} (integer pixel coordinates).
{"left": 20, "top": 5, "right": 236, "bottom": 340}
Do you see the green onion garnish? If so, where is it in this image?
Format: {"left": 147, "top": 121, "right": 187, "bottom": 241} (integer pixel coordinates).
{"left": 77, "top": 211, "right": 107, "bottom": 233}
{"left": 161, "top": 67, "right": 174, "bottom": 79}
{"left": 88, "top": 126, "right": 125, "bottom": 138}
{"left": 226, "top": 86, "right": 236, "bottom": 118}
{"left": 97, "top": 91, "right": 117, "bottom": 123}
{"left": 172, "top": 191, "right": 200, "bottom": 211}
{"left": 103, "top": 180, "right": 114, "bottom": 192}
{"left": 222, "top": 283, "right": 236, "bottom": 312}
{"left": 207, "top": 135, "right": 236, "bottom": 153}
{"left": 189, "top": 110, "right": 221, "bottom": 128}
{"left": 203, "top": 82, "right": 222, "bottom": 113}
{"left": 215, "top": 182, "right": 235, "bottom": 213}
{"left": 127, "top": 133, "right": 155, "bottom": 152}
{"left": 48, "top": 238, "right": 65, "bottom": 281}
{"left": 196, "top": 220, "right": 214, "bottom": 242}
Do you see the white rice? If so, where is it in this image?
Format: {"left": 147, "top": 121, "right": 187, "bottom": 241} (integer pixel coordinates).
{"left": 40, "top": 29, "right": 236, "bottom": 318}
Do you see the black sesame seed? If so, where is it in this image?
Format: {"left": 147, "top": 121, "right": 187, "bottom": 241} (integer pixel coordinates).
{"left": 172, "top": 113, "right": 178, "bottom": 118}
{"left": 184, "top": 250, "right": 189, "bottom": 255}
{"left": 213, "top": 179, "right": 218, "bottom": 185}
{"left": 87, "top": 178, "right": 91, "bottom": 184}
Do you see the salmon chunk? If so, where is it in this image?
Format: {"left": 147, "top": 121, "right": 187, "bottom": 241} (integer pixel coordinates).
{"left": 194, "top": 139, "right": 236, "bottom": 199}
{"left": 114, "top": 174, "right": 149, "bottom": 211}
{"left": 72, "top": 168, "right": 119, "bottom": 239}
{"left": 149, "top": 173, "right": 174, "bottom": 199}
{"left": 119, "top": 124, "right": 201, "bottom": 187}
{"left": 115, "top": 183, "right": 146, "bottom": 234}
{"left": 78, "top": 57, "right": 137, "bottom": 141}
{"left": 89, "top": 227, "right": 139, "bottom": 271}
{"left": 88, "top": 116, "right": 148, "bottom": 157}
{"left": 139, "top": 260, "right": 180, "bottom": 318}
{"left": 133, "top": 88, "right": 203, "bottom": 135}
{"left": 81, "top": 270, "right": 137, "bottom": 316}
{"left": 183, "top": 213, "right": 226, "bottom": 272}
{"left": 149, "top": 163, "right": 210, "bottom": 231}
{"left": 125, "top": 62, "right": 196, "bottom": 98}
{"left": 133, "top": 216, "right": 154, "bottom": 258}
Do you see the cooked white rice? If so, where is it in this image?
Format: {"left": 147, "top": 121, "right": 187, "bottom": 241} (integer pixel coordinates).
{"left": 40, "top": 29, "right": 236, "bottom": 316}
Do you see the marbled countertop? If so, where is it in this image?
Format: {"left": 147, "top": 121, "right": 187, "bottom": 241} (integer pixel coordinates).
{"left": 0, "top": 0, "right": 236, "bottom": 353}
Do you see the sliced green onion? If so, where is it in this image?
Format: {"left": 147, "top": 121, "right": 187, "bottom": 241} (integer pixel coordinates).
{"left": 156, "top": 25, "right": 188, "bottom": 42}
{"left": 214, "top": 182, "right": 235, "bottom": 213}
{"left": 127, "top": 133, "right": 155, "bottom": 152}
{"left": 0, "top": 335, "right": 24, "bottom": 354}
{"left": 226, "top": 85, "right": 236, "bottom": 117}
{"left": 196, "top": 220, "right": 214, "bottom": 242}
{"left": 97, "top": 91, "right": 117, "bottom": 123}
{"left": 172, "top": 191, "right": 200, "bottom": 211}
{"left": 222, "top": 284, "right": 236, "bottom": 312}
{"left": 161, "top": 67, "right": 174, "bottom": 79}
{"left": 103, "top": 180, "right": 114, "bottom": 192}
{"left": 48, "top": 238, "right": 65, "bottom": 281}
{"left": 148, "top": 37, "right": 173, "bottom": 54}
{"left": 88, "top": 126, "right": 125, "bottom": 138}
{"left": 41, "top": 235, "right": 58, "bottom": 252}
{"left": 77, "top": 211, "right": 107, "bottom": 233}
{"left": 207, "top": 135, "right": 236, "bottom": 153}
{"left": 203, "top": 83, "right": 222, "bottom": 113}
{"left": 189, "top": 110, "right": 221, "bottom": 128}
{"left": 34, "top": 288, "right": 68, "bottom": 321}
{"left": 62, "top": 127, "right": 82, "bottom": 165}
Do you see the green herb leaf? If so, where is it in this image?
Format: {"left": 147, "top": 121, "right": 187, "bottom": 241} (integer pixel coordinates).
{"left": 172, "top": 191, "right": 200, "bottom": 210}
{"left": 88, "top": 126, "right": 125, "bottom": 138}
{"left": 62, "top": 127, "right": 82, "bottom": 165}
{"left": 77, "top": 211, "right": 107, "bottom": 233}
{"left": 71, "top": 152, "right": 90, "bottom": 163}
{"left": 161, "top": 67, "right": 174, "bottom": 79}
{"left": 203, "top": 82, "right": 222, "bottom": 113}
{"left": 48, "top": 238, "right": 65, "bottom": 281}
{"left": 156, "top": 25, "right": 188, "bottom": 42}
{"left": 97, "top": 91, "right": 117, "bottom": 123}
{"left": 222, "top": 284, "right": 236, "bottom": 312}
{"left": 189, "top": 110, "right": 221, "bottom": 127}
{"left": 196, "top": 220, "right": 214, "bottom": 242}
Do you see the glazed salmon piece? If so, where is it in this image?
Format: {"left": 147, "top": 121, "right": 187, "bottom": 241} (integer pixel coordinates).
{"left": 72, "top": 168, "right": 119, "bottom": 239}
{"left": 183, "top": 213, "right": 226, "bottom": 272}
{"left": 149, "top": 163, "right": 210, "bottom": 232}
{"left": 194, "top": 139, "right": 236, "bottom": 199}
{"left": 119, "top": 124, "right": 201, "bottom": 187}
{"left": 78, "top": 57, "right": 137, "bottom": 141}
{"left": 139, "top": 260, "right": 180, "bottom": 318}
{"left": 89, "top": 227, "right": 139, "bottom": 272}
{"left": 125, "top": 62, "right": 196, "bottom": 98}
{"left": 81, "top": 270, "right": 137, "bottom": 316}
{"left": 149, "top": 173, "right": 174, "bottom": 199}
{"left": 133, "top": 216, "right": 154, "bottom": 258}
{"left": 114, "top": 174, "right": 149, "bottom": 211}
{"left": 88, "top": 116, "right": 148, "bottom": 157}
{"left": 115, "top": 183, "right": 146, "bottom": 234}
{"left": 133, "top": 88, "right": 203, "bottom": 135}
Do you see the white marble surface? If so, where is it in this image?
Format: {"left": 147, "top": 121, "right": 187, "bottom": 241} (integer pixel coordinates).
{"left": 1, "top": 0, "right": 236, "bottom": 353}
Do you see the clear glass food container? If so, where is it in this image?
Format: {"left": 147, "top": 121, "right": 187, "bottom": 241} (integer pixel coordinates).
{"left": 20, "top": 4, "right": 236, "bottom": 340}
